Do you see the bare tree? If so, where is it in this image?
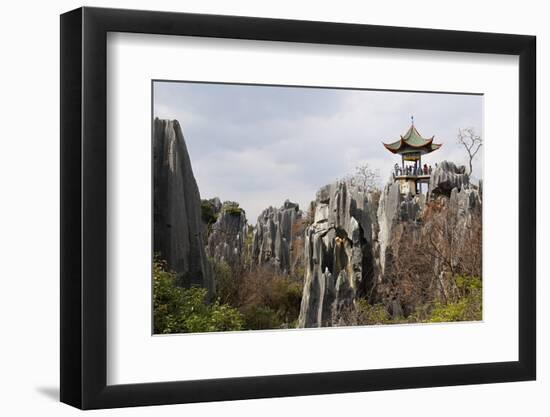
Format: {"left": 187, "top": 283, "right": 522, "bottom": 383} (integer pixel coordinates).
{"left": 380, "top": 197, "right": 482, "bottom": 316}
{"left": 345, "top": 163, "right": 380, "bottom": 192}
{"left": 457, "top": 128, "right": 483, "bottom": 175}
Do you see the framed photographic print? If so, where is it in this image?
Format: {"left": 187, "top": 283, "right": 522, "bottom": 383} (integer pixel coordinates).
{"left": 60, "top": 6, "right": 536, "bottom": 410}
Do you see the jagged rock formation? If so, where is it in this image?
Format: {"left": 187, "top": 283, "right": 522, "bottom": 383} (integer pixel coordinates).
{"left": 297, "top": 181, "right": 379, "bottom": 328}
{"left": 298, "top": 160, "right": 483, "bottom": 326}
{"left": 377, "top": 182, "right": 401, "bottom": 277}
{"left": 209, "top": 197, "right": 222, "bottom": 212}
{"left": 447, "top": 186, "right": 482, "bottom": 240}
{"left": 428, "top": 161, "right": 470, "bottom": 199}
{"left": 378, "top": 160, "right": 473, "bottom": 276}
{"left": 251, "top": 200, "right": 305, "bottom": 274}
{"left": 377, "top": 182, "right": 425, "bottom": 276}
{"left": 153, "top": 118, "right": 214, "bottom": 295}
{"left": 428, "top": 161, "right": 481, "bottom": 232}
{"left": 200, "top": 197, "right": 222, "bottom": 240}
{"left": 377, "top": 160, "right": 482, "bottom": 316}
{"left": 205, "top": 201, "right": 248, "bottom": 268}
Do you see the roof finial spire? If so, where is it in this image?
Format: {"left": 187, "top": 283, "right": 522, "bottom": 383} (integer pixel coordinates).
{"left": 411, "top": 115, "right": 414, "bottom": 126}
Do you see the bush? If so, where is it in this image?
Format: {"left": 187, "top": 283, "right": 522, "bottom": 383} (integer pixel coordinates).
{"left": 428, "top": 276, "right": 482, "bottom": 323}
{"left": 210, "top": 257, "right": 239, "bottom": 305}
{"left": 222, "top": 201, "right": 244, "bottom": 217}
{"left": 241, "top": 305, "right": 283, "bottom": 330}
{"left": 355, "top": 300, "right": 391, "bottom": 325}
{"left": 200, "top": 200, "right": 218, "bottom": 226}
{"left": 153, "top": 258, "right": 243, "bottom": 334}
{"left": 268, "top": 278, "right": 303, "bottom": 323}
{"left": 237, "top": 267, "right": 303, "bottom": 330}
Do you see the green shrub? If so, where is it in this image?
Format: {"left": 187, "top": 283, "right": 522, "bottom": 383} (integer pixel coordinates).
{"left": 268, "top": 279, "right": 303, "bottom": 323}
{"left": 223, "top": 203, "right": 244, "bottom": 217}
{"left": 153, "top": 258, "right": 243, "bottom": 334}
{"left": 210, "top": 257, "right": 239, "bottom": 305}
{"left": 200, "top": 200, "right": 218, "bottom": 226}
{"left": 235, "top": 268, "right": 304, "bottom": 330}
{"left": 429, "top": 276, "right": 482, "bottom": 323}
{"left": 241, "top": 305, "right": 283, "bottom": 330}
{"left": 355, "top": 300, "right": 391, "bottom": 325}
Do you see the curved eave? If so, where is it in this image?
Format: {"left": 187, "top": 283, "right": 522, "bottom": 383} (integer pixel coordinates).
{"left": 384, "top": 134, "right": 435, "bottom": 149}
{"left": 383, "top": 141, "right": 442, "bottom": 155}
{"left": 428, "top": 143, "right": 442, "bottom": 152}
{"left": 383, "top": 141, "right": 402, "bottom": 153}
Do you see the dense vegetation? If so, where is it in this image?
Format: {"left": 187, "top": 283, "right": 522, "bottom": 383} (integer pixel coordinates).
{"left": 348, "top": 275, "right": 482, "bottom": 325}
{"left": 211, "top": 257, "right": 303, "bottom": 330}
{"left": 359, "top": 195, "right": 483, "bottom": 325}
{"left": 153, "top": 258, "right": 243, "bottom": 334}
{"left": 153, "top": 256, "right": 303, "bottom": 333}
{"left": 154, "top": 259, "right": 481, "bottom": 333}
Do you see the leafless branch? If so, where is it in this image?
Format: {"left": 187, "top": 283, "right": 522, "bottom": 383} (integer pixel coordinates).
{"left": 457, "top": 127, "right": 483, "bottom": 175}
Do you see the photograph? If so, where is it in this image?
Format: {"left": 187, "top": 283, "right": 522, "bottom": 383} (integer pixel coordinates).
{"left": 152, "top": 81, "right": 483, "bottom": 334}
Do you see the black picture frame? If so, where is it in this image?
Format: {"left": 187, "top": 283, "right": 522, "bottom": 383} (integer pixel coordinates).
{"left": 60, "top": 6, "right": 536, "bottom": 410}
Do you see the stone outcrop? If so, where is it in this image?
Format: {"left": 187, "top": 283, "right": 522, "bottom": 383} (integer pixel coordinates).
{"left": 206, "top": 201, "right": 248, "bottom": 269}
{"left": 153, "top": 118, "right": 214, "bottom": 295}
{"left": 447, "top": 186, "right": 482, "bottom": 235}
{"left": 377, "top": 182, "right": 401, "bottom": 277}
{"left": 376, "top": 160, "right": 482, "bottom": 317}
{"left": 427, "top": 161, "right": 470, "bottom": 199}
{"left": 296, "top": 166, "right": 483, "bottom": 323}
{"left": 377, "top": 181, "right": 425, "bottom": 276}
{"left": 200, "top": 197, "right": 222, "bottom": 239}
{"left": 297, "top": 181, "right": 378, "bottom": 328}
{"left": 251, "top": 200, "right": 304, "bottom": 274}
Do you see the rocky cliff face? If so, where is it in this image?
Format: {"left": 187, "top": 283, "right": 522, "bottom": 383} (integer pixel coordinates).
{"left": 377, "top": 181, "right": 425, "bottom": 276}
{"left": 428, "top": 161, "right": 470, "bottom": 199}
{"left": 251, "top": 200, "right": 305, "bottom": 274}
{"left": 297, "top": 181, "right": 379, "bottom": 328}
{"left": 377, "top": 160, "right": 482, "bottom": 316}
{"left": 153, "top": 118, "right": 214, "bottom": 295}
{"left": 298, "top": 160, "right": 482, "bottom": 327}
{"left": 205, "top": 201, "right": 248, "bottom": 269}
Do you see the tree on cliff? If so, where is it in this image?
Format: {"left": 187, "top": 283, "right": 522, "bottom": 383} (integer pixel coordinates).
{"left": 457, "top": 127, "right": 483, "bottom": 175}
{"left": 343, "top": 163, "right": 380, "bottom": 192}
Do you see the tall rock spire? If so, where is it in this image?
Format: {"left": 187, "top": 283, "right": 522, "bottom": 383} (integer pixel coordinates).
{"left": 153, "top": 118, "right": 214, "bottom": 295}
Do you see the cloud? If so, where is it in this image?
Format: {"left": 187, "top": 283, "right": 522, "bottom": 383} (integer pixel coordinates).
{"left": 154, "top": 81, "right": 483, "bottom": 221}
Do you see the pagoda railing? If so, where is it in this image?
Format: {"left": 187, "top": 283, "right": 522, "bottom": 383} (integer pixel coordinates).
{"left": 392, "top": 166, "right": 433, "bottom": 178}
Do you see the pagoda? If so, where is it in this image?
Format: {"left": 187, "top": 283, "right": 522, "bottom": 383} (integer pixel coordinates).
{"left": 383, "top": 117, "right": 442, "bottom": 195}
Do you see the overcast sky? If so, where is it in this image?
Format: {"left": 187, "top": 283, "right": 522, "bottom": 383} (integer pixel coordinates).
{"left": 154, "top": 81, "right": 483, "bottom": 223}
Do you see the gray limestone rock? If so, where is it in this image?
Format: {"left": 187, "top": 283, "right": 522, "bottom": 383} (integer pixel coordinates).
{"left": 428, "top": 160, "right": 470, "bottom": 199}
{"left": 297, "top": 181, "right": 378, "bottom": 328}
{"left": 153, "top": 118, "right": 214, "bottom": 295}
{"left": 377, "top": 182, "right": 425, "bottom": 276}
{"left": 377, "top": 182, "right": 401, "bottom": 276}
{"left": 251, "top": 200, "right": 304, "bottom": 274}
{"left": 205, "top": 202, "right": 248, "bottom": 269}
{"left": 375, "top": 164, "right": 482, "bottom": 317}
{"left": 448, "top": 186, "right": 482, "bottom": 235}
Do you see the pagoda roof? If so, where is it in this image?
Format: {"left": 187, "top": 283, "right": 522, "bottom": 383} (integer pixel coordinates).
{"left": 383, "top": 124, "right": 442, "bottom": 154}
